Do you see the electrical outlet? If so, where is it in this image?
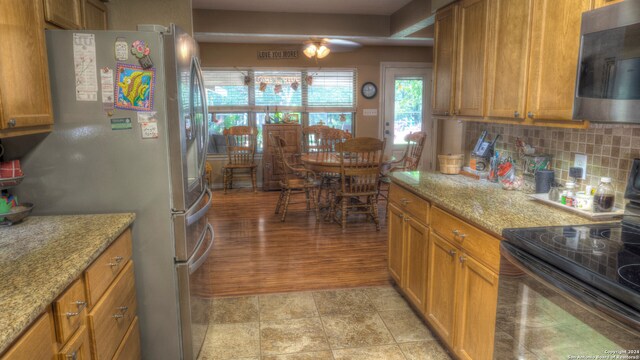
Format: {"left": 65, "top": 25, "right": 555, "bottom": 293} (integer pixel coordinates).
{"left": 574, "top": 153, "right": 587, "bottom": 180}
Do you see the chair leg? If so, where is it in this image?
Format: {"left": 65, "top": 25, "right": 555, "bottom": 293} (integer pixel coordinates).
{"left": 228, "top": 169, "right": 234, "bottom": 190}
{"left": 281, "top": 189, "right": 291, "bottom": 222}
{"left": 372, "top": 195, "right": 381, "bottom": 231}
{"left": 305, "top": 189, "right": 311, "bottom": 210}
{"left": 312, "top": 188, "right": 319, "bottom": 221}
{"left": 251, "top": 168, "right": 257, "bottom": 192}
{"left": 275, "top": 189, "right": 285, "bottom": 214}
{"left": 223, "top": 168, "right": 229, "bottom": 194}
{"left": 341, "top": 196, "right": 348, "bottom": 229}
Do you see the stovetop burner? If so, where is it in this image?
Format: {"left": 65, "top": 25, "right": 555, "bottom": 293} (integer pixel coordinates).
{"left": 619, "top": 264, "right": 640, "bottom": 291}
{"left": 503, "top": 222, "right": 640, "bottom": 311}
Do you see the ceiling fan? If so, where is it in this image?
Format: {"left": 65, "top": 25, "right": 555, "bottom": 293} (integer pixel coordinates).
{"left": 302, "top": 38, "right": 361, "bottom": 59}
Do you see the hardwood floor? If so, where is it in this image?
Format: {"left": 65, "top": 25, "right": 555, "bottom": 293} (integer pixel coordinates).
{"left": 192, "top": 189, "right": 391, "bottom": 297}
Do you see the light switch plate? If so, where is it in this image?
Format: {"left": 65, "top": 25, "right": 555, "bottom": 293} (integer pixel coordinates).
{"left": 363, "top": 109, "right": 378, "bottom": 116}
{"left": 574, "top": 153, "right": 587, "bottom": 180}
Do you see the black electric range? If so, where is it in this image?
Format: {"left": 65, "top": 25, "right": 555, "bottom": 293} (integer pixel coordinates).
{"left": 503, "top": 220, "right": 640, "bottom": 312}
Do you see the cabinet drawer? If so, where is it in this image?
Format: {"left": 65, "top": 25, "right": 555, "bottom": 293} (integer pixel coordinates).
{"left": 1, "top": 312, "right": 55, "bottom": 360}
{"left": 113, "top": 317, "right": 141, "bottom": 360}
{"left": 88, "top": 261, "right": 137, "bottom": 360}
{"left": 431, "top": 206, "right": 500, "bottom": 271}
{"left": 52, "top": 278, "right": 87, "bottom": 344}
{"left": 85, "top": 228, "right": 132, "bottom": 308}
{"left": 389, "top": 183, "right": 430, "bottom": 225}
{"left": 57, "top": 325, "right": 91, "bottom": 360}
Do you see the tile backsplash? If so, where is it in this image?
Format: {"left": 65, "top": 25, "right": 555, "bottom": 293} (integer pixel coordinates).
{"left": 465, "top": 122, "right": 640, "bottom": 209}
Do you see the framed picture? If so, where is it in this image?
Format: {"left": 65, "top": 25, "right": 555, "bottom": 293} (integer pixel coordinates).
{"left": 286, "top": 113, "right": 300, "bottom": 123}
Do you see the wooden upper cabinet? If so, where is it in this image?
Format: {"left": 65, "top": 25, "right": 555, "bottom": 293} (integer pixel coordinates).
{"left": 43, "top": 0, "right": 84, "bottom": 29}
{"left": 0, "top": 0, "right": 54, "bottom": 136}
{"left": 593, "top": 0, "right": 623, "bottom": 8}
{"left": 485, "top": 0, "right": 533, "bottom": 120}
{"left": 432, "top": 3, "right": 459, "bottom": 116}
{"left": 455, "top": 0, "right": 489, "bottom": 117}
{"left": 84, "top": 0, "right": 108, "bottom": 30}
{"left": 526, "top": 0, "right": 591, "bottom": 121}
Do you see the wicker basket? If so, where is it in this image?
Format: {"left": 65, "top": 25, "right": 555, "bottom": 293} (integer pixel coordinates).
{"left": 438, "top": 154, "right": 464, "bottom": 174}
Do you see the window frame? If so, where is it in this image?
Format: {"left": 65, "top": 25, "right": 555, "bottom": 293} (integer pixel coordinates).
{"left": 204, "top": 67, "right": 357, "bottom": 156}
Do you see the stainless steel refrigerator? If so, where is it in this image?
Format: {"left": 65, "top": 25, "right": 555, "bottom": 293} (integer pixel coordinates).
{"left": 12, "top": 25, "right": 212, "bottom": 359}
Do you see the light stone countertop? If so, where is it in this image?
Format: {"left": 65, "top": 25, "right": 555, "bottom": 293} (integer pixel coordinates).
{"left": 390, "top": 171, "right": 614, "bottom": 237}
{"left": 0, "top": 213, "right": 135, "bottom": 354}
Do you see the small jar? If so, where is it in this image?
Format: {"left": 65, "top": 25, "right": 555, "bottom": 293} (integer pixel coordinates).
{"left": 548, "top": 184, "right": 561, "bottom": 202}
{"left": 593, "top": 177, "right": 615, "bottom": 212}
{"left": 565, "top": 182, "right": 576, "bottom": 207}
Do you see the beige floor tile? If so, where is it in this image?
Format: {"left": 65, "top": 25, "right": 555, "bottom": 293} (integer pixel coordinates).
{"left": 211, "top": 296, "right": 259, "bottom": 324}
{"left": 362, "top": 286, "right": 411, "bottom": 312}
{"left": 260, "top": 317, "right": 330, "bottom": 355}
{"left": 379, "top": 308, "right": 434, "bottom": 343}
{"left": 259, "top": 292, "right": 318, "bottom": 321}
{"left": 493, "top": 331, "right": 539, "bottom": 360}
{"left": 399, "top": 340, "right": 451, "bottom": 360}
{"left": 321, "top": 313, "right": 395, "bottom": 349}
{"left": 261, "top": 351, "right": 334, "bottom": 360}
{"left": 333, "top": 345, "right": 406, "bottom": 360}
{"left": 312, "top": 288, "right": 376, "bottom": 316}
{"left": 199, "top": 322, "right": 260, "bottom": 360}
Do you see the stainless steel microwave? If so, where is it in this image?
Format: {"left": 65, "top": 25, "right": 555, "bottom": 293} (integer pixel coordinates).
{"left": 573, "top": 1, "right": 640, "bottom": 123}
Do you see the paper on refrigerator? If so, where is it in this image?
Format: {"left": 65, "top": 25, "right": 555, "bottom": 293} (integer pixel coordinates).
{"left": 73, "top": 33, "right": 98, "bottom": 101}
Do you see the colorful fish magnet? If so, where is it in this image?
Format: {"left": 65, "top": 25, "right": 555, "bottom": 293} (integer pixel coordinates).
{"left": 131, "top": 40, "right": 153, "bottom": 69}
{"left": 115, "top": 63, "right": 155, "bottom": 111}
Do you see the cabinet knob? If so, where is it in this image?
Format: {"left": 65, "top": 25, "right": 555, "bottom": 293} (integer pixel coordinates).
{"left": 459, "top": 255, "right": 467, "bottom": 264}
{"left": 403, "top": 216, "right": 411, "bottom": 222}
{"left": 8, "top": 119, "right": 16, "bottom": 128}
{"left": 444, "top": 111, "right": 449, "bottom": 116}
{"left": 514, "top": 111, "right": 520, "bottom": 118}
{"left": 66, "top": 350, "right": 78, "bottom": 360}
{"left": 448, "top": 249, "right": 457, "bottom": 257}
{"left": 65, "top": 301, "right": 87, "bottom": 318}
{"left": 453, "top": 229, "right": 466, "bottom": 239}
{"left": 527, "top": 112, "right": 534, "bottom": 119}
{"left": 108, "top": 255, "right": 124, "bottom": 267}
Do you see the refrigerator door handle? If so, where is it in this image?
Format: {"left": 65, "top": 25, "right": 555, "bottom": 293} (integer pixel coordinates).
{"left": 192, "top": 56, "right": 209, "bottom": 178}
{"left": 188, "top": 223, "right": 214, "bottom": 275}
{"left": 186, "top": 187, "right": 212, "bottom": 226}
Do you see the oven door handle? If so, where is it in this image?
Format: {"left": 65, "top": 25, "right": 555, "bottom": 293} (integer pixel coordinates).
{"left": 501, "top": 242, "right": 640, "bottom": 331}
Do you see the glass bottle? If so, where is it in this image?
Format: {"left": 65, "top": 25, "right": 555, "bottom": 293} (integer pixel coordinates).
{"left": 565, "top": 182, "right": 576, "bottom": 207}
{"left": 593, "top": 177, "right": 615, "bottom": 212}
{"left": 548, "top": 184, "right": 560, "bottom": 202}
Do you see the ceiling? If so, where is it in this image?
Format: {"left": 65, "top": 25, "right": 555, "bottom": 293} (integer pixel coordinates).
{"left": 192, "top": 0, "right": 415, "bottom": 16}
{"left": 192, "top": 0, "right": 433, "bottom": 47}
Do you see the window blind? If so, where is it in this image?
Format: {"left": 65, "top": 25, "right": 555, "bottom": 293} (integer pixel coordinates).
{"left": 305, "top": 70, "right": 356, "bottom": 111}
{"left": 203, "top": 70, "right": 249, "bottom": 106}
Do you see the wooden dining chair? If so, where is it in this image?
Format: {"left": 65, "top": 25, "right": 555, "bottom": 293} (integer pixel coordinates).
{"left": 271, "top": 134, "right": 319, "bottom": 222}
{"left": 330, "top": 137, "right": 386, "bottom": 230}
{"left": 378, "top": 131, "right": 427, "bottom": 201}
{"left": 222, "top": 126, "right": 258, "bottom": 193}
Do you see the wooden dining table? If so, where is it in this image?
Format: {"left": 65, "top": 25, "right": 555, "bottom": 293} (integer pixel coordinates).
{"left": 299, "top": 152, "right": 395, "bottom": 173}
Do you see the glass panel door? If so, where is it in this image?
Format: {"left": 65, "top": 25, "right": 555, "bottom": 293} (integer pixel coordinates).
{"left": 186, "top": 58, "right": 207, "bottom": 197}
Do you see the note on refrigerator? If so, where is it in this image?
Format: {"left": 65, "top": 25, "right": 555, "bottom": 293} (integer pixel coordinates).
{"left": 73, "top": 33, "right": 98, "bottom": 101}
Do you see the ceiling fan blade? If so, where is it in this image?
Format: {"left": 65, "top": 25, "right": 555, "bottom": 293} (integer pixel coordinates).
{"left": 324, "top": 38, "right": 362, "bottom": 52}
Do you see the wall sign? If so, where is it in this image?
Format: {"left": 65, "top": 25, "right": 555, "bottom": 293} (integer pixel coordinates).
{"left": 257, "top": 50, "right": 299, "bottom": 60}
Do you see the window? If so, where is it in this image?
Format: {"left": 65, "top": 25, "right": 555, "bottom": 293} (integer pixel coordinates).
{"left": 203, "top": 69, "right": 356, "bottom": 154}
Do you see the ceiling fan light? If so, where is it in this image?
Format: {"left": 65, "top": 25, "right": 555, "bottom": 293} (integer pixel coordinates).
{"left": 303, "top": 44, "right": 317, "bottom": 58}
{"left": 316, "top": 45, "right": 330, "bottom": 59}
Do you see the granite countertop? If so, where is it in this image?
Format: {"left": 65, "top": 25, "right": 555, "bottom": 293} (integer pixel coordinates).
{"left": 390, "top": 171, "right": 610, "bottom": 237}
{"left": 0, "top": 213, "right": 135, "bottom": 354}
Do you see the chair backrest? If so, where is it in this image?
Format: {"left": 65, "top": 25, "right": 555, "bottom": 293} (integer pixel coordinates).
{"left": 337, "top": 137, "right": 386, "bottom": 194}
{"left": 401, "top": 131, "right": 427, "bottom": 171}
{"left": 271, "top": 134, "right": 300, "bottom": 185}
{"left": 302, "top": 125, "right": 351, "bottom": 153}
{"left": 224, "top": 126, "right": 257, "bottom": 165}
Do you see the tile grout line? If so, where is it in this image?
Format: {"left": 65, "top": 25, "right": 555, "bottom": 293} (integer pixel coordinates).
{"left": 311, "top": 290, "right": 337, "bottom": 360}
{"left": 363, "top": 289, "right": 410, "bottom": 359}
{"left": 257, "top": 295, "right": 263, "bottom": 359}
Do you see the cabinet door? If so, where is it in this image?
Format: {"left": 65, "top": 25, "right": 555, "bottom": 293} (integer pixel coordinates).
{"left": 387, "top": 204, "right": 405, "bottom": 286}
{"left": 455, "top": 0, "right": 489, "bottom": 117}
{"left": 57, "top": 325, "right": 91, "bottom": 360}
{"left": 426, "top": 232, "right": 458, "bottom": 345}
{"left": 526, "top": 0, "right": 591, "bottom": 121}
{"left": 0, "top": 312, "right": 55, "bottom": 360}
{"left": 432, "top": 3, "right": 458, "bottom": 116}
{"left": 485, "top": 0, "right": 533, "bottom": 120}
{"left": 84, "top": 0, "right": 108, "bottom": 30}
{"left": 0, "top": 0, "right": 54, "bottom": 133}
{"left": 43, "top": 0, "right": 84, "bottom": 29}
{"left": 454, "top": 254, "right": 499, "bottom": 360}
{"left": 403, "top": 217, "right": 429, "bottom": 311}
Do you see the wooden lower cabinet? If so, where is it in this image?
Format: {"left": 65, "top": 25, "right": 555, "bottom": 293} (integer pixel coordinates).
{"left": 0, "top": 312, "right": 56, "bottom": 360}
{"left": 403, "top": 217, "right": 429, "bottom": 311}
{"left": 454, "top": 254, "right": 499, "bottom": 360}
{"left": 113, "top": 317, "right": 141, "bottom": 360}
{"left": 387, "top": 204, "right": 406, "bottom": 285}
{"left": 426, "top": 232, "right": 458, "bottom": 345}
{"left": 57, "top": 325, "right": 91, "bottom": 360}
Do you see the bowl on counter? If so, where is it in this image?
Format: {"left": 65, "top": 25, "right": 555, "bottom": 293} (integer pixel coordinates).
{"left": 0, "top": 203, "right": 33, "bottom": 225}
{"left": 0, "top": 175, "right": 24, "bottom": 189}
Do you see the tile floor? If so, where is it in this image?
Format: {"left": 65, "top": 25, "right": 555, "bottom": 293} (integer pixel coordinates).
{"left": 197, "top": 286, "right": 451, "bottom": 360}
